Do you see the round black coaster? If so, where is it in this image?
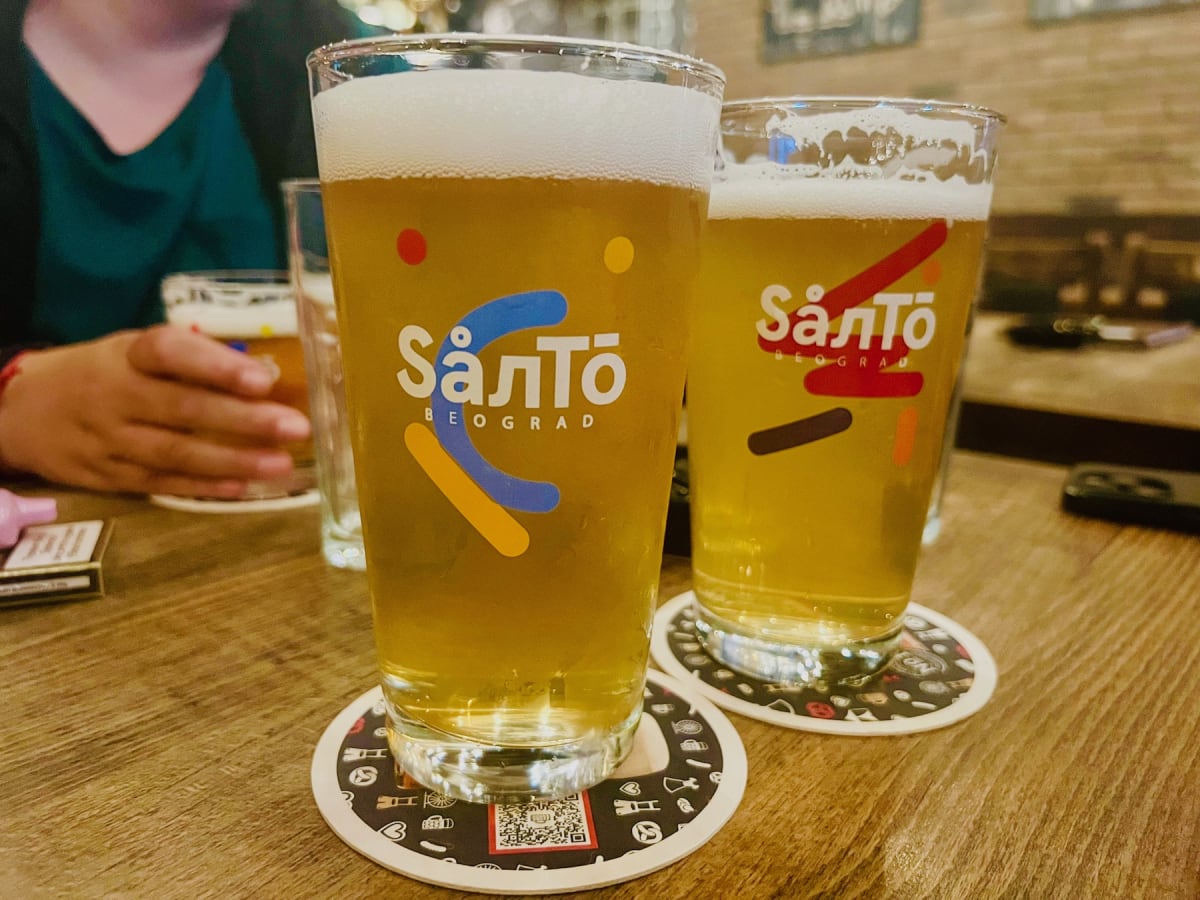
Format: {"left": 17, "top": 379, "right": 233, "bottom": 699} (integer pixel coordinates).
{"left": 312, "top": 669, "right": 747, "bottom": 894}
{"left": 651, "top": 592, "right": 996, "bottom": 735}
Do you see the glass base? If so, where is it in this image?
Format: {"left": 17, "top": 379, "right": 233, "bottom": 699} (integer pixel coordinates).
{"left": 385, "top": 704, "right": 641, "bottom": 805}
{"left": 244, "top": 463, "right": 317, "bottom": 501}
{"left": 922, "top": 507, "right": 942, "bottom": 546}
{"left": 322, "top": 533, "right": 366, "bottom": 570}
{"left": 693, "top": 604, "right": 902, "bottom": 688}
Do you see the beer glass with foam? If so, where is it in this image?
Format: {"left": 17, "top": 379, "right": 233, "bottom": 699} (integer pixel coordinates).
{"left": 307, "top": 35, "right": 724, "bottom": 802}
{"left": 687, "top": 99, "right": 1003, "bottom": 685}
{"left": 161, "top": 271, "right": 315, "bottom": 500}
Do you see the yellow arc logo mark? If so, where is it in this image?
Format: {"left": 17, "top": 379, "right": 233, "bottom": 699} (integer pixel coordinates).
{"left": 403, "top": 423, "right": 531, "bottom": 558}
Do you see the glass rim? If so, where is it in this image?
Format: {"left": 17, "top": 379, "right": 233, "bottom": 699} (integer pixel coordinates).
{"left": 161, "top": 270, "right": 291, "bottom": 285}
{"left": 721, "top": 96, "right": 1006, "bottom": 127}
{"left": 281, "top": 177, "right": 320, "bottom": 193}
{"left": 305, "top": 32, "right": 726, "bottom": 91}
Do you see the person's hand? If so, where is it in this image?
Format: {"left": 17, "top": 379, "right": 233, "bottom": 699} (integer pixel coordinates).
{"left": 0, "top": 325, "right": 312, "bottom": 497}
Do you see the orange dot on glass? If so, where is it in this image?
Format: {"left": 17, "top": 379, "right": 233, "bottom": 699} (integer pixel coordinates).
{"left": 893, "top": 406, "right": 918, "bottom": 467}
{"left": 396, "top": 229, "right": 427, "bottom": 265}
{"left": 604, "top": 236, "right": 634, "bottom": 274}
{"left": 921, "top": 259, "right": 942, "bottom": 286}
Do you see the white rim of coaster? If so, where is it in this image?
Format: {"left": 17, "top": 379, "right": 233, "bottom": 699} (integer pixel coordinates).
{"left": 651, "top": 591, "right": 997, "bottom": 736}
{"left": 311, "top": 669, "right": 748, "bottom": 895}
{"left": 149, "top": 489, "right": 319, "bottom": 514}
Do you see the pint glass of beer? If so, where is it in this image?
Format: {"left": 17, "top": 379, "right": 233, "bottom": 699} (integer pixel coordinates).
{"left": 687, "top": 99, "right": 1003, "bottom": 685}
{"left": 161, "top": 271, "right": 316, "bottom": 501}
{"left": 307, "top": 36, "right": 724, "bottom": 802}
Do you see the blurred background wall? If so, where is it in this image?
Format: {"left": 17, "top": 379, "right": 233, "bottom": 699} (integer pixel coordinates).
{"left": 336, "top": 0, "right": 1200, "bottom": 315}
{"left": 691, "top": 0, "right": 1200, "bottom": 217}
{"left": 337, "top": 0, "right": 1200, "bottom": 216}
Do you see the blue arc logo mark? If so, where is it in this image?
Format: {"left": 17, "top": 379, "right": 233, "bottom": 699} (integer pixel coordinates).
{"left": 431, "top": 290, "right": 565, "bottom": 513}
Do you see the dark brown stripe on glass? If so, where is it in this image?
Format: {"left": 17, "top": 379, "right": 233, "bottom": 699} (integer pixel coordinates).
{"left": 747, "top": 407, "right": 853, "bottom": 456}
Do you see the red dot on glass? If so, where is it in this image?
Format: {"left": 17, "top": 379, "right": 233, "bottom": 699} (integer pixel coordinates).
{"left": 396, "top": 229, "right": 427, "bottom": 265}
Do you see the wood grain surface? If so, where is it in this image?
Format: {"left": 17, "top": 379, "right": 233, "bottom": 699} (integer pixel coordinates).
{"left": 962, "top": 313, "right": 1200, "bottom": 430}
{"left": 2, "top": 452, "right": 1199, "bottom": 899}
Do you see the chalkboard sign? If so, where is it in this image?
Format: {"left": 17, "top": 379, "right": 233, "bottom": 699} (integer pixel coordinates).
{"left": 762, "top": 0, "right": 921, "bottom": 62}
{"left": 1030, "top": 0, "right": 1197, "bottom": 22}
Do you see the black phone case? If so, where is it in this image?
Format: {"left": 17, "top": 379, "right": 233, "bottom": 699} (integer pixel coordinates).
{"left": 1062, "top": 463, "right": 1200, "bottom": 534}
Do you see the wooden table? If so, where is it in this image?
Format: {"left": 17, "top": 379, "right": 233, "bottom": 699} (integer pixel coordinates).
{"left": 958, "top": 313, "right": 1200, "bottom": 470}
{"left": 3, "top": 453, "right": 1199, "bottom": 898}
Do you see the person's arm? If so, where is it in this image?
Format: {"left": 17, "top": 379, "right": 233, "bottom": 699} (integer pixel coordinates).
{"left": 0, "top": 325, "right": 310, "bottom": 496}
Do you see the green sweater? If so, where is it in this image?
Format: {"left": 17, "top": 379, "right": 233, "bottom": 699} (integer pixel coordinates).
{"left": 0, "top": 0, "right": 369, "bottom": 356}
{"left": 27, "top": 52, "right": 280, "bottom": 343}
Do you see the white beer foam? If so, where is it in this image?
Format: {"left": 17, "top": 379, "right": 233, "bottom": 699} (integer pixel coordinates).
{"left": 709, "top": 175, "right": 994, "bottom": 221}
{"left": 769, "top": 105, "right": 985, "bottom": 150}
{"left": 313, "top": 69, "right": 720, "bottom": 189}
{"left": 710, "top": 103, "right": 996, "bottom": 221}
{"left": 165, "top": 300, "right": 298, "bottom": 338}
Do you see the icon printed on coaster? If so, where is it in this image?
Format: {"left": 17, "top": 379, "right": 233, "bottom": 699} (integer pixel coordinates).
{"left": 651, "top": 592, "right": 996, "bottom": 736}
{"left": 149, "top": 489, "right": 319, "bottom": 514}
{"left": 311, "top": 669, "right": 747, "bottom": 895}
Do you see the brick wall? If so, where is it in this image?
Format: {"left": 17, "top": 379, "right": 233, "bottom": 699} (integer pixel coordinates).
{"left": 688, "top": 0, "right": 1200, "bottom": 215}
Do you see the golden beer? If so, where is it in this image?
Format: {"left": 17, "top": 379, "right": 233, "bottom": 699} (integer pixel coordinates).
{"left": 686, "top": 98, "right": 1002, "bottom": 683}
{"left": 324, "top": 175, "right": 704, "bottom": 740}
{"left": 690, "top": 214, "right": 986, "bottom": 640}
{"left": 239, "top": 335, "right": 314, "bottom": 485}
{"left": 310, "top": 44, "right": 723, "bottom": 801}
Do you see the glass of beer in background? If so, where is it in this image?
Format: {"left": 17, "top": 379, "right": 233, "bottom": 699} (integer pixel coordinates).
{"left": 282, "top": 180, "right": 366, "bottom": 569}
{"left": 307, "top": 35, "right": 724, "bottom": 802}
{"left": 161, "top": 271, "right": 316, "bottom": 500}
{"left": 687, "top": 99, "right": 1003, "bottom": 685}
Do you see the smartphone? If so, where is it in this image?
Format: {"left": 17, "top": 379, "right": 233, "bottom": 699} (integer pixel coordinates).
{"left": 1007, "top": 315, "right": 1195, "bottom": 350}
{"left": 1095, "top": 320, "right": 1195, "bottom": 348}
{"left": 1062, "top": 463, "right": 1200, "bottom": 534}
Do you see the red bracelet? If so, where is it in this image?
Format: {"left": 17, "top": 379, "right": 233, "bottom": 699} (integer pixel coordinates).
{"left": 0, "top": 351, "right": 29, "bottom": 402}
{"left": 0, "top": 351, "right": 32, "bottom": 473}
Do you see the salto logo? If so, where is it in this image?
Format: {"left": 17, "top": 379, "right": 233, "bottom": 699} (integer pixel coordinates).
{"left": 400, "top": 288, "right": 632, "bottom": 558}
{"left": 749, "top": 219, "right": 950, "bottom": 464}
{"left": 401, "top": 290, "right": 566, "bottom": 558}
{"left": 392, "top": 228, "right": 637, "bottom": 557}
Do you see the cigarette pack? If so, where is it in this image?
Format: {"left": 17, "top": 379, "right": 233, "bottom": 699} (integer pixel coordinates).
{"left": 0, "top": 520, "right": 112, "bottom": 608}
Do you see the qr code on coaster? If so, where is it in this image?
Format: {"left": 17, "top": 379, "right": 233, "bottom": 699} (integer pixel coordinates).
{"left": 489, "top": 793, "right": 598, "bottom": 854}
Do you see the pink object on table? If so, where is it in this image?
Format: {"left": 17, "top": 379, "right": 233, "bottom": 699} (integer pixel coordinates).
{"left": 0, "top": 490, "right": 58, "bottom": 549}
